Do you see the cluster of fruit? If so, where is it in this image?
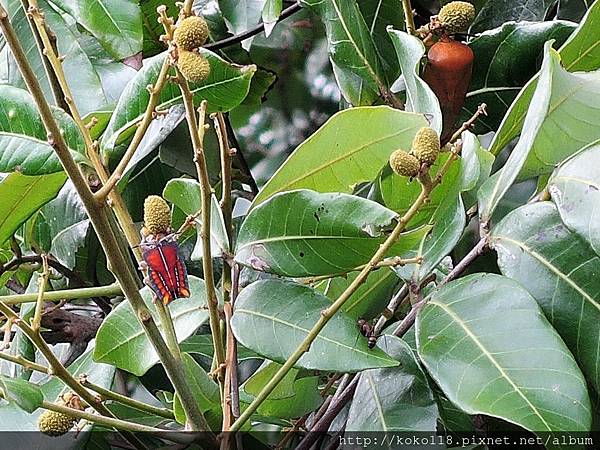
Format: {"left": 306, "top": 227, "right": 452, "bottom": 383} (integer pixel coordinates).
{"left": 174, "top": 15, "right": 211, "bottom": 83}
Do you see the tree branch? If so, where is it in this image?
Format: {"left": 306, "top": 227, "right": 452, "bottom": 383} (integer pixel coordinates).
{"left": 205, "top": 2, "right": 303, "bottom": 51}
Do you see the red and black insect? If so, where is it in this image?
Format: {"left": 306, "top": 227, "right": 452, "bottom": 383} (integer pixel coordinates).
{"left": 141, "top": 235, "right": 190, "bottom": 305}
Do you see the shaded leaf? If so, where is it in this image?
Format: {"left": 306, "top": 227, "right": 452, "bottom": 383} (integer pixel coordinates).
{"left": 471, "top": 0, "right": 558, "bottom": 33}
{"left": 417, "top": 273, "right": 591, "bottom": 438}
{"left": 489, "top": 0, "right": 600, "bottom": 156}
{"left": 173, "top": 353, "right": 220, "bottom": 423}
{"left": 180, "top": 334, "right": 260, "bottom": 361}
{"left": 162, "top": 177, "right": 229, "bottom": 257}
{"left": 395, "top": 195, "right": 465, "bottom": 283}
{"left": 253, "top": 106, "right": 428, "bottom": 206}
{"left": 301, "top": 0, "right": 385, "bottom": 105}
{"left": 94, "top": 276, "right": 209, "bottom": 376}
{"left": 239, "top": 374, "right": 323, "bottom": 420}
{"left": 321, "top": 268, "right": 398, "bottom": 320}
{"left": 492, "top": 201, "right": 600, "bottom": 395}
{"left": 464, "top": 20, "right": 575, "bottom": 134}
{"left": 231, "top": 279, "right": 398, "bottom": 371}
{"left": 346, "top": 335, "right": 438, "bottom": 433}
{"left": 243, "top": 361, "right": 298, "bottom": 400}
{"left": 548, "top": 143, "right": 600, "bottom": 254}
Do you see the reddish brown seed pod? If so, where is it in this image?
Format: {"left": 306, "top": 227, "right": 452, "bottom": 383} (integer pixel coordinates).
{"left": 423, "top": 35, "right": 474, "bottom": 143}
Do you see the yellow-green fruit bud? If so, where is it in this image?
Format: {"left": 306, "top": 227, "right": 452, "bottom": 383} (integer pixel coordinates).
{"left": 412, "top": 127, "right": 440, "bottom": 165}
{"left": 177, "top": 51, "right": 211, "bottom": 83}
{"left": 389, "top": 150, "right": 420, "bottom": 178}
{"left": 173, "top": 16, "right": 209, "bottom": 50}
{"left": 438, "top": 1, "right": 476, "bottom": 34}
{"left": 143, "top": 195, "right": 171, "bottom": 235}
{"left": 37, "top": 410, "right": 75, "bottom": 436}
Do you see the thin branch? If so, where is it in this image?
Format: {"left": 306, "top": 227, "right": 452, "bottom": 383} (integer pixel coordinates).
{"left": 0, "top": 283, "right": 121, "bottom": 305}
{"left": 302, "top": 256, "right": 422, "bottom": 284}
{"left": 79, "top": 376, "right": 175, "bottom": 420}
{"left": 177, "top": 90, "right": 226, "bottom": 376}
{"left": 229, "top": 131, "right": 465, "bottom": 432}
{"left": 215, "top": 112, "right": 236, "bottom": 439}
{"left": 205, "top": 2, "right": 302, "bottom": 51}
{"left": 295, "top": 376, "right": 360, "bottom": 450}
{"left": 34, "top": 399, "right": 191, "bottom": 442}
{"left": 401, "top": 0, "right": 416, "bottom": 35}
{"left": 31, "top": 255, "right": 49, "bottom": 331}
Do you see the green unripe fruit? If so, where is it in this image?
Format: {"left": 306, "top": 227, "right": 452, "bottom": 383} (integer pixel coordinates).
{"left": 173, "top": 16, "right": 209, "bottom": 50}
{"left": 389, "top": 149, "right": 420, "bottom": 178}
{"left": 438, "top": 1, "right": 476, "bottom": 34}
{"left": 411, "top": 127, "right": 440, "bottom": 165}
{"left": 37, "top": 410, "right": 76, "bottom": 436}
{"left": 177, "top": 50, "right": 211, "bottom": 83}
{"left": 143, "top": 195, "right": 171, "bottom": 235}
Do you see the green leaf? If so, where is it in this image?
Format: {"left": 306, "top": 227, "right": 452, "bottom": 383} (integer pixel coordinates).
{"left": 94, "top": 276, "right": 209, "bottom": 376}
{"left": 173, "top": 353, "right": 220, "bottom": 423}
{"left": 492, "top": 201, "right": 600, "bottom": 395}
{"left": 471, "top": 0, "right": 559, "bottom": 33}
{"left": 239, "top": 374, "right": 323, "bottom": 420}
{"left": 478, "top": 44, "right": 557, "bottom": 224}
{"left": 180, "top": 334, "right": 260, "bottom": 361}
{"left": 395, "top": 195, "right": 465, "bottom": 283}
{"left": 100, "top": 51, "right": 256, "bottom": 167}
{"left": 221, "top": 0, "right": 264, "bottom": 50}
{"left": 0, "top": 85, "right": 87, "bottom": 175}
{"left": 359, "top": 0, "right": 404, "bottom": 82}
{"left": 0, "top": 376, "right": 43, "bottom": 414}
{"left": 243, "top": 361, "right": 298, "bottom": 400}
{"left": 162, "top": 177, "right": 229, "bottom": 257}
{"left": 262, "top": 0, "right": 283, "bottom": 36}
{"left": 378, "top": 152, "right": 461, "bottom": 228}
{"left": 252, "top": 106, "right": 428, "bottom": 206}
{"left": 417, "top": 273, "right": 591, "bottom": 438}
{"left": 0, "top": 0, "right": 135, "bottom": 116}
{"left": 387, "top": 28, "right": 442, "bottom": 134}
{"left": 464, "top": 21, "right": 575, "bottom": 134}
{"left": 231, "top": 279, "right": 398, "bottom": 372}
{"left": 236, "top": 190, "right": 427, "bottom": 277}
{"left": 50, "top": 0, "right": 143, "bottom": 59}
{"left": 321, "top": 268, "right": 398, "bottom": 320}
{"left": 0, "top": 172, "right": 66, "bottom": 246}
{"left": 489, "top": 0, "right": 600, "bottom": 156}
{"left": 301, "top": 0, "right": 386, "bottom": 105}
{"left": 548, "top": 143, "right": 600, "bottom": 254}
{"left": 517, "top": 61, "right": 600, "bottom": 180}
{"left": 346, "top": 335, "right": 438, "bottom": 432}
